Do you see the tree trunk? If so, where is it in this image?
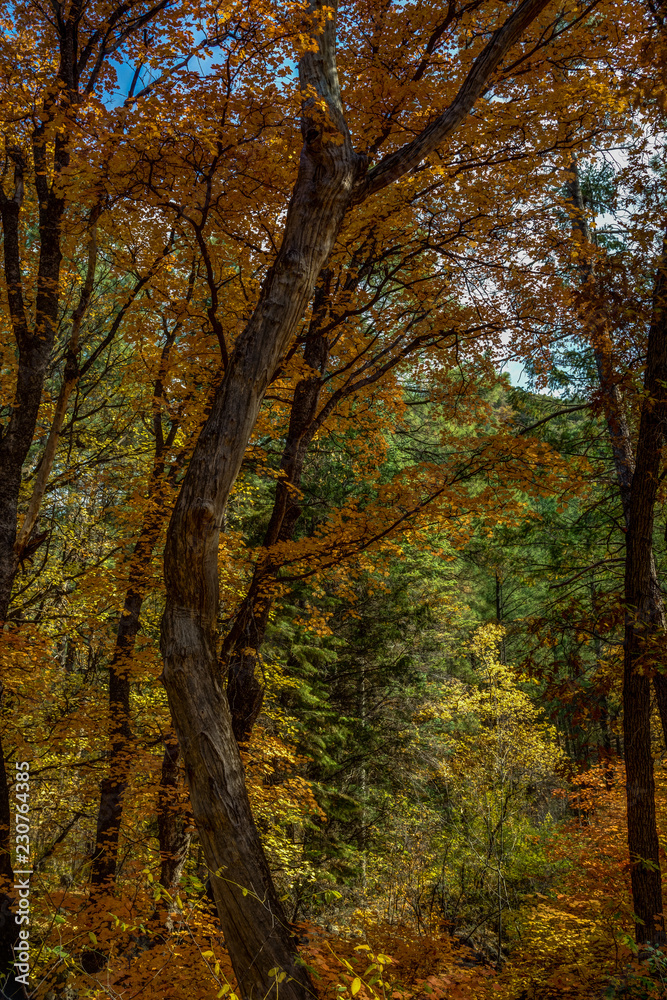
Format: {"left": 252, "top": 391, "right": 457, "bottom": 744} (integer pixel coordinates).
{"left": 90, "top": 480, "right": 171, "bottom": 887}
{"left": 0, "top": 129, "right": 65, "bottom": 1000}
{"left": 568, "top": 162, "right": 667, "bottom": 743}
{"left": 567, "top": 166, "right": 667, "bottom": 942}
{"left": 160, "top": 7, "right": 364, "bottom": 993}
{"left": 90, "top": 317, "right": 183, "bottom": 889}
{"left": 623, "top": 225, "right": 667, "bottom": 945}
{"left": 0, "top": 5, "right": 186, "bottom": 988}
{"left": 82, "top": 454, "right": 179, "bottom": 976}
{"left": 90, "top": 402, "right": 182, "bottom": 886}
{"left": 157, "top": 732, "right": 192, "bottom": 894}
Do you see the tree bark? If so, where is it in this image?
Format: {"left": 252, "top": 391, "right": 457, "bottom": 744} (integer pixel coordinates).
{"left": 567, "top": 166, "right": 667, "bottom": 942}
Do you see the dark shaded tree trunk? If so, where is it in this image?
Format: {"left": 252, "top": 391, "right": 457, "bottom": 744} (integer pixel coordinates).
{"left": 0, "top": 86, "right": 67, "bottom": 1000}
{"left": 0, "top": 3, "right": 188, "bottom": 988}
{"left": 623, "top": 225, "right": 667, "bottom": 945}
{"left": 83, "top": 424, "right": 182, "bottom": 976}
{"left": 90, "top": 319, "right": 183, "bottom": 889}
{"left": 90, "top": 431, "right": 181, "bottom": 886}
{"left": 568, "top": 161, "right": 667, "bottom": 741}
{"left": 89, "top": 649, "right": 134, "bottom": 889}
{"left": 157, "top": 732, "right": 192, "bottom": 894}
{"left": 568, "top": 166, "right": 667, "bottom": 943}
{"left": 81, "top": 466, "right": 178, "bottom": 978}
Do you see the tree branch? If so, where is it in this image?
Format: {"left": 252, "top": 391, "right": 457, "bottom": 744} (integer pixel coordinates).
{"left": 356, "top": 0, "right": 553, "bottom": 202}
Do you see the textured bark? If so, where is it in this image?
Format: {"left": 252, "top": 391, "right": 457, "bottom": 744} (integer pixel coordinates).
{"left": 623, "top": 226, "right": 667, "bottom": 945}
{"left": 160, "top": 2, "right": 555, "bottom": 995}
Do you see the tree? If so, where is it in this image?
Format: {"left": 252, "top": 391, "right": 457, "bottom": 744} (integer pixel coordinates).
{"left": 621, "top": 229, "right": 667, "bottom": 946}
{"left": 157, "top": 0, "right": 631, "bottom": 995}
{"left": 564, "top": 161, "right": 667, "bottom": 944}
{"left": 0, "top": 5, "right": 166, "bottom": 987}
{"left": 442, "top": 625, "right": 564, "bottom": 966}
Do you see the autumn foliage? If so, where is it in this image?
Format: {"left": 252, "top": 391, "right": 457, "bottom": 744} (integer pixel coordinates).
{"left": 3, "top": 0, "right": 667, "bottom": 997}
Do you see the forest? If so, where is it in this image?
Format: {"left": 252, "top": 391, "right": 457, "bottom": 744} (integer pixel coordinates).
{"left": 2, "top": 0, "right": 667, "bottom": 997}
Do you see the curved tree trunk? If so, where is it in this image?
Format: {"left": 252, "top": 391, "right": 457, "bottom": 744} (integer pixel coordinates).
{"left": 160, "top": 7, "right": 364, "bottom": 994}
{"left": 160, "top": 145, "right": 355, "bottom": 1000}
